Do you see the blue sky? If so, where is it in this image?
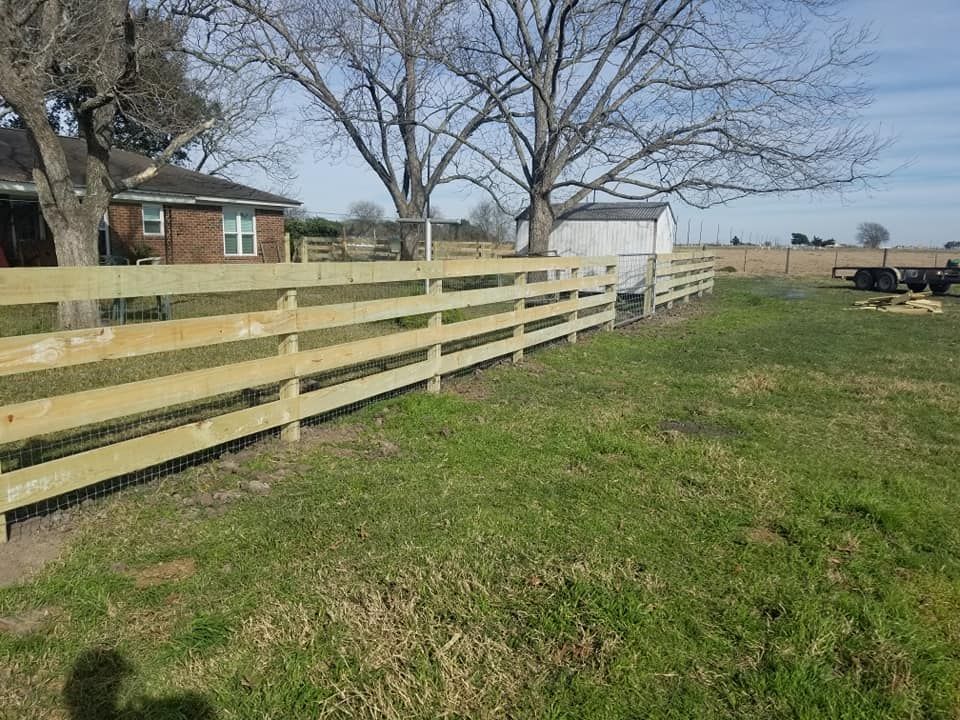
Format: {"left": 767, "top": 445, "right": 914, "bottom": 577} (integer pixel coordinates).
{"left": 257, "top": 0, "right": 959, "bottom": 248}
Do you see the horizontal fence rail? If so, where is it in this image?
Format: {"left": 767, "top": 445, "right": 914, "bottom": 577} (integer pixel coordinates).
{"left": 0, "top": 256, "right": 617, "bottom": 527}
{"left": 644, "top": 251, "right": 715, "bottom": 314}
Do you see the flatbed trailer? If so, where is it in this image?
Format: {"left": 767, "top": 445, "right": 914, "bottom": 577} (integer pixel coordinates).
{"left": 832, "top": 265, "right": 960, "bottom": 294}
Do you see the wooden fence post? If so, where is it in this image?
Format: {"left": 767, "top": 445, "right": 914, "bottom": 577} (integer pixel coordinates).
{"left": 644, "top": 256, "right": 656, "bottom": 316}
{"left": 278, "top": 289, "right": 300, "bottom": 442}
{"left": 283, "top": 232, "right": 292, "bottom": 263}
{"left": 299, "top": 237, "right": 308, "bottom": 263}
{"left": 785, "top": 246, "right": 791, "bottom": 275}
{"left": 427, "top": 278, "right": 442, "bottom": 393}
{"left": 882, "top": 248, "right": 889, "bottom": 267}
{"left": 0, "top": 461, "right": 5, "bottom": 544}
{"left": 567, "top": 266, "right": 580, "bottom": 344}
{"left": 513, "top": 271, "right": 526, "bottom": 363}
{"left": 605, "top": 262, "right": 617, "bottom": 329}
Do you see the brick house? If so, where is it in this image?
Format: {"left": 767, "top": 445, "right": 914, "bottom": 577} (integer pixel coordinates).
{"left": 0, "top": 127, "right": 299, "bottom": 267}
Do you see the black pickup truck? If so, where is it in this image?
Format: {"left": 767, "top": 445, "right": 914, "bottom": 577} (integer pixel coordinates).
{"left": 833, "top": 261, "right": 960, "bottom": 294}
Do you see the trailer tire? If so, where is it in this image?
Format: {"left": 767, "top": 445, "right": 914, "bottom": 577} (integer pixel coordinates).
{"left": 907, "top": 283, "right": 927, "bottom": 293}
{"left": 930, "top": 282, "right": 950, "bottom": 296}
{"left": 875, "top": 270, "right": 898, "bottom": 293}
{"left": 854, "top": 270, "right": 875, "bottom": 291}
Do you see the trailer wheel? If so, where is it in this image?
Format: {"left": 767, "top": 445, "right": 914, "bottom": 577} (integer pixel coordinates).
{"left": 930, "top": 282, "right": 950, "bottom": 296}
{"left": 875, "top": 270, "right": 898, "bottom": 293}
{"left": 907, "top": 283, "right": 927, "bottom": 293}
{"left": 854, "top": 269, "right": 875, "bottom": 291}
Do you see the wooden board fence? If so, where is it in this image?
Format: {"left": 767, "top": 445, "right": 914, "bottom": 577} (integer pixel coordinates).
{"left": 0, "top": 256, "right": 616, "bottom": 528}
{"left": 644, "top": 251, "right": 715, "bottom": 313}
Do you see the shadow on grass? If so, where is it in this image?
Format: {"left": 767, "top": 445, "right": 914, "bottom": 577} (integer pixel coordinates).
{"left": 65, "top": 648, "right": 215, "bottom": 720}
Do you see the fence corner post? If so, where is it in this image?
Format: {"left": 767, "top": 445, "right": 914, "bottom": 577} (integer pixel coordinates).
{"left": 278, "top": 289, "right": 300, "bottom": 442}
{"left": 513, "top": 270, "right": 526, "bottom": 362}
{"left": 604, "top": 261, "right": 617, "bottom": 330}
{"left": 299, "top": 237, "right": 308, "bottom": 263}
{"left": 283, "top": 232, "right": 292, "bottom": 263}
{"left": 567, "top": 266, "right": 580, "bottom": 343}
{"left": 427, "top": 278, "right": 443, "bottom": 393}
{"left": 644, "top": 257, "right": 656, "bottom": 316}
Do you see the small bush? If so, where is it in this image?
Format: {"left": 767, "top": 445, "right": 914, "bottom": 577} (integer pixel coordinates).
{"left": 718, "top": 265, "right": 738, "bottom": 273}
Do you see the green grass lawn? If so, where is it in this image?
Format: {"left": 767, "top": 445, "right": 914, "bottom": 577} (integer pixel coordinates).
{"left": 2, "top": 276, "right": 960, "bottom": 719}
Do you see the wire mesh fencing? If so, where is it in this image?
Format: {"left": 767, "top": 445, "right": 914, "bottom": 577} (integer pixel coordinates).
{"left": 0, "top": 257, "right": 615, "bottom": 533}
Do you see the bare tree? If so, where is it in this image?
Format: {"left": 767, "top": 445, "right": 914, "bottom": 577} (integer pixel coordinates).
{"left": 856, "top": 221, "right": 889, "bottom": 249}
{"left": 441, "top": 0, "right": 888, "bottom": 254}
{"left": 197, "top": 0, "right": 515, "bottom": 258}
{"left": 0, "top": 0, "right": 215, "bottom": 327}
{"left": 347, "top": 200, "right": 385, "bottom": 236}
{"left": 468, "top": 199, "right": 513, "bottom": 244}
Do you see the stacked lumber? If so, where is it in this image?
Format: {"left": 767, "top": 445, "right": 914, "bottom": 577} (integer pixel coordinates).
{"left": 852, "top": 292, "right": 943, "bottom": 315}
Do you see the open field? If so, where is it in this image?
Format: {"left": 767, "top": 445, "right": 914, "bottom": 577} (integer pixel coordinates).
{"left": 2, "top": 276, "right": 960, "bottom": 718}
{"left": 714, "top": 246, "right": 949, "bottom": 276}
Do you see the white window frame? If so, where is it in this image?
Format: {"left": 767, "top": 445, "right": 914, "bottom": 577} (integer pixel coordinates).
{"left": 98, "top": 213, "right": 111, "bottom": 256}
{"left": 141, "top": 204, "right": 164, "bottom": 236}
{"left": 222, "top": 206, "right": 258, "bottom": 257}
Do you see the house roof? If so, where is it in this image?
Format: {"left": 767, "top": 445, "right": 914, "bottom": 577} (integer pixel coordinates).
{"left": 0, "top": 127, "right": 300, "bottom": 207}
{"left": 517, "top": 202, "right": 671, "bottom": 222}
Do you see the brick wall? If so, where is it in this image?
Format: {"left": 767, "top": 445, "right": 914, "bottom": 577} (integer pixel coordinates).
{"left": 107, "top": 202, "right": 285, "bottom": 264}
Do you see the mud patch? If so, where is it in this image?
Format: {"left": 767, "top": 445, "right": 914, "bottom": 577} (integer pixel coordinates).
{"left": 127, "top": 558, "right": 196, "bottom": 589}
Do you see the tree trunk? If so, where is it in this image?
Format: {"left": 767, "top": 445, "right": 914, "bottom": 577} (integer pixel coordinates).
{"left": 54, "top": 224, "right": 102, "bottom": 329}
{"left": 399, "top": 224, "right": 420, "bottom": 260}
{"left": 526, "top": 193, "right": 553, "bottom": 256}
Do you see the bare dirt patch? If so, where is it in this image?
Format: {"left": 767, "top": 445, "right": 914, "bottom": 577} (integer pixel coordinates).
{"left": 745, "top": 527, "right": 786, "bottom": 546}
{"left": 621, "top": 297, "right": 711, "bottom": 331}
{"left": 127, "top": 558, "right": 196, "bottom": 589}
{"left": 301, "top": 422, "right": 367, "bottom": 457}
{"left": 0, "top": 607, "right": 60, "bottom": 637}
{"left": 0, "top": 530, "right": 66, "bottom": 589}
{"left": 444, "top": 373, "right": 493, "bottom": 402}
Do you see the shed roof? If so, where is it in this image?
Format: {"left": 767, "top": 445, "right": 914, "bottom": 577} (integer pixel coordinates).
{"left": 517, "top": 202, "right": 671, "bottom": 222}
{"left": 0, "top": 127, "right": 299, "bottom": 207}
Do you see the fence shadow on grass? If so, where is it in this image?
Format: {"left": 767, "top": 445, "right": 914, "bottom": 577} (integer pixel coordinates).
{"left": 64, "top": 647, "right": 216, "bottom": 720}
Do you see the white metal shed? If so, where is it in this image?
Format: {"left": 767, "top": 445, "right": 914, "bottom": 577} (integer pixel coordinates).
{"left": 515, "top": 202, "right": 675, "bottom": 293}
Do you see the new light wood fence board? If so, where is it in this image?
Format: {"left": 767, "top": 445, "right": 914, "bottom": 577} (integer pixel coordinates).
{"left": 0, "top": 359, "right": 440, "bottom": 513}
{"left": 0, "top": 291, "right": 611, "bottom": 444}
{"left": 655, "top": 269, "right": 715, "bottom": 292}
{"left": 655, "top": 260, "right": 715, "bottom": 275}
{"left": 0, "top": 257, "right": 615, "bottom": 305}
{"left": 0, "top": 257, "right": 632, "bottom": 519}
{"left": 0, "top": 272, "right": 615, "bottom": 376}
{"left": 656, "top": 252, "right": 715, "bottom": 262}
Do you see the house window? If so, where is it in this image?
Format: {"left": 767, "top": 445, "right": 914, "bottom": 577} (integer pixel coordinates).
{"left": 223, "top": 207, "right": 256, "bottom": 256}
{"left": 98, "top": 214, "right": 111, "bottom": 257}
{"left": 142, "top": 204, "right": 164, "bottom": 235}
